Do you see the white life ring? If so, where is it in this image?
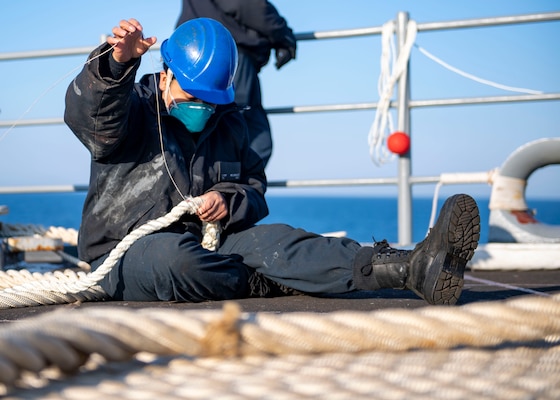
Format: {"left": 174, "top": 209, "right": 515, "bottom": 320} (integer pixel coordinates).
{"left": 488, "top": 137, "right": 560, "bottom": 243}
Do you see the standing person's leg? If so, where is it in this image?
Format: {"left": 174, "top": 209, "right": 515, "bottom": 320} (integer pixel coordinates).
{"left": 234, "top": 50, "right": 273, "bottom": 166}
{"left": 91, "top": 231, "right": 252, "bottom": 302}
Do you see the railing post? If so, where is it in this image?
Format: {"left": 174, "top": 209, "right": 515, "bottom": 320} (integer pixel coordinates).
{"left": 396, "top": 11, "right": 413, "bottom": 245}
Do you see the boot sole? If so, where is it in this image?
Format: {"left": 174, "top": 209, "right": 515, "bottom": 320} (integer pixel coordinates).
{"left": 420, "top": 194, "right": 480, "bottom": 305}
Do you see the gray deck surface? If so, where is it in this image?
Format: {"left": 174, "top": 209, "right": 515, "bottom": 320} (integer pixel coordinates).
{"left": 1, "top": 269, "right": 559, "bottom": 323}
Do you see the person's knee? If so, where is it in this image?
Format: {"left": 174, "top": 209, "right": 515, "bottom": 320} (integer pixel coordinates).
{"left": 96, "top": 232, "right": 251, "bottom": 302}
{"left": 153, "top": 236, "right": 251, "bottom": 302}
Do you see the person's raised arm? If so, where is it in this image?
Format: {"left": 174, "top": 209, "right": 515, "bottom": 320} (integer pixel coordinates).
{"left": 64, "top": 18, "right": 157, "bottom": 159}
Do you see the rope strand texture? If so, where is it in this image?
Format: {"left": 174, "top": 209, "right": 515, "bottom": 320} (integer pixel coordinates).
{"left": 0, "top": 198, "right": 219, "bottom": 308}
{"left": 0, "top": 295, "right": 559, "bottom": 386}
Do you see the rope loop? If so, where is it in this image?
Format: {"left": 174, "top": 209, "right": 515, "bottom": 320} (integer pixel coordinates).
{"left": 368, "top": 19, "right": 417, "bottom": 166}
{"left": 0, "top": 197, "right": 218, "bottom": 308}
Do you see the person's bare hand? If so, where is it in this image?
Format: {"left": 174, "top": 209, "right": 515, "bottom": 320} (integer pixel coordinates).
{"left": 107, "top": 18, "right": 156, "bottom": 63}
{"left": 197, "top": 191, "right": 228, "bottom": 222}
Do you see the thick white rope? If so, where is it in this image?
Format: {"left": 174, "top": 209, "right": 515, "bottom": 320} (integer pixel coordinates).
{"left": 0, "top": 223, "right": 78, "bottom": 244}
{"left": 368, "top": 20, "right": 417, "bottom": 166}
{"left": 0, "top": 197, "right": 219, "bottom": 308}
{"left": 0, "top": 294, "right": 558, "bottom": 386}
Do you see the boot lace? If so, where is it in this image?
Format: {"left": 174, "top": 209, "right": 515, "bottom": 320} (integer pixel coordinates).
{"left": 372, "top": 239, "right": 410, "bottom": 263}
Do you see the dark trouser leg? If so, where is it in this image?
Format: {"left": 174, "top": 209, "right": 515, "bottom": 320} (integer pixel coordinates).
{"left": 234, "top": 51, "right": 273, "bottom": 166}
{"left": 91, "top": 231, "right": 252, "bottom": 302}
{"left": 219, "top": 224, "right": 362, "bottom": 294}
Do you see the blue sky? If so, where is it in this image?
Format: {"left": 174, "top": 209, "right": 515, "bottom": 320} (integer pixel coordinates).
{"left": 0, "top": 1, "right": 559, "bottom": 200}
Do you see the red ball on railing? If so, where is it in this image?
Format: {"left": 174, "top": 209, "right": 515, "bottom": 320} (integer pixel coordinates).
{"left": 387, "top": 131, "right": 410, "bottom": 155}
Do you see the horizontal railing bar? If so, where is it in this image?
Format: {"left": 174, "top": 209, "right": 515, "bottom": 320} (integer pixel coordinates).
{"left": 1, "top": 12, "right": 558, "bottom": 61}
{"left": 267, "top": 176, "right": 447, "bottom": 187}
{"left": 0, "top": 45, "right": 163, "bottom": 62}
{"left": 269, "top": 178, "right": 399, "bottom": 187}
{"left": 0, "top": 26, "right": 384, "bottom": 60}
{"left": 266, "top": 102, "right": 383, "bottom": 114}
{"left": 3, "top": 92, "right": 558, "bottom": 128}
{"left": 0, "top": 46, "right": 102, "bottom": 61}
{"left": 296, "top": 26, "right": 384, "bottom": 41}
{"left": 0, "top": 118, "right": 65, "bottom": 128}
{"left": 298, "top": 12, "right": 560, "bottom": 41}
{"left": 416, "top": 12, "right": 560, "bottom": 32}
{"left": 266, "top": 93, "right": 560, "bottom": 115}
{"left": 409, "top": 93, "right": 560, "bottom": 108}
{"left": 0, "top": 185, "right": 89, "bottom": 194}
{"left": 1, "top": 173, "right": 492, "bottom": 195}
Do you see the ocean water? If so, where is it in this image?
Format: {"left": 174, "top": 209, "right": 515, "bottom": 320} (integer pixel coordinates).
{"left": 1, "top": 192, "right": 559, "bottom": 244}
{"left": 262, "top": 195, "right": 560, "bottom": 244}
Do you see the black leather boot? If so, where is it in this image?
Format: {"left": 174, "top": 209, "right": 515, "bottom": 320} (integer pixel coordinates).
{"left": 353, "top": 194, "right": 480, "bottom": 305}
{"left": 407, "top": 194, "right": 480, "bottom": 305}
{"left": 353, "top": 240, "right": 410, "bottom": 291}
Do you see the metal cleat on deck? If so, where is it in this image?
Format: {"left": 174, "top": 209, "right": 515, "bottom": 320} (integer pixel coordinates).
{"left": 1, "top": 235, "right": 65, "bottom": 269}
{"left": 0, "top": 208, "right": 69, "bottom": 269}
{"left": 0, "top": 237, "right": 69, "bottom": 270}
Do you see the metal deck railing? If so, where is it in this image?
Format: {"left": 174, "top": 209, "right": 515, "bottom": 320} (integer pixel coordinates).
{"left": 1, "top": 11, "right": 559, "bottom": 245}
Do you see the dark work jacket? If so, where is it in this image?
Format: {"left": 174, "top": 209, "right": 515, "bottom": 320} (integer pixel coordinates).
{"left": 64, "top": 43, "right": 268, "bottom": 263}
{"left": 177, "top": 0, "right": 294, "bottom": 70}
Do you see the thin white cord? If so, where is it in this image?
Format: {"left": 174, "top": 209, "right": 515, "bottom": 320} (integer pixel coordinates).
{"left": 147, "top": 51, "right": 189, "bottom": 201}
{"left": 0, "top": 38, "right": 128, "bottom": 144}
{"left": 0, "top": 66, "right": 81, "bottom": 144}
{"left": 0, "top": 29, "right": 193, "bottom": 207}
{"left": 415, "top": 44, "right": 544, "bottom": 95}
{"left": 428, "top": 181, "right": 443, "bottom": 235}
{"left": 465, "top": 274, "right": 551, "bottom": 297}
{"left": 1, "top": 30, "right": 184, "bottom": 200}
{"left": 146, "top": 49, "right": 221, "bottom": 247}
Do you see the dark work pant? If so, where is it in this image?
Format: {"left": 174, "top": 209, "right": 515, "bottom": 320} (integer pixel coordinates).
{"left": 91, "top": 224, "right": 361, "bottom": 302}
{"left": 235, "top": 51, "right": 273, "bottom": 167}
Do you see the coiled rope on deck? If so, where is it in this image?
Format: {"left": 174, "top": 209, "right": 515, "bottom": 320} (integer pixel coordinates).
{"left": 0, "top": 197, "right": 219, "bottom": 308}
{"left": 0, "top": 295, "right": 559, "bottom": 386}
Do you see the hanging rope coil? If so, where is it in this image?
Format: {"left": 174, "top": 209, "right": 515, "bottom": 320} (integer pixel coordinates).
{"left": 368, "top": 19, "right": 417, "bottom": 166}
{"left": 368, "top": 20, "right": 545, "bottom": 168}
{"left": 0, "top": 294, "right": 559, "bottom": 386}
{"left": 0, "top": 197, "right": 219, "bottom": 308}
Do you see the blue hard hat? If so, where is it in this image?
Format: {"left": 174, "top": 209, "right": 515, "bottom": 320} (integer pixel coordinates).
{"left": 160, "top": 18, "right": 238, "bottom": 104}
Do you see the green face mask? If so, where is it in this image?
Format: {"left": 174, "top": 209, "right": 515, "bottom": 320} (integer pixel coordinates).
{"left": 169, "top": 102, "right": 215, "bottom": 133}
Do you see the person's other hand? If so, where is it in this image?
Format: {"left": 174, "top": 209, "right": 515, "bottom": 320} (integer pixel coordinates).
{"left": 275, "top": 47, "right": 295, "bottom": 69}
{"left": 108, "top": 18, "right": 157, "bottom": 63}
{"left": 197, "top": 191, "right": 228, "bottom": 222}
{"left": 275, "top": 31, "right": 297, "bottom": 69}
